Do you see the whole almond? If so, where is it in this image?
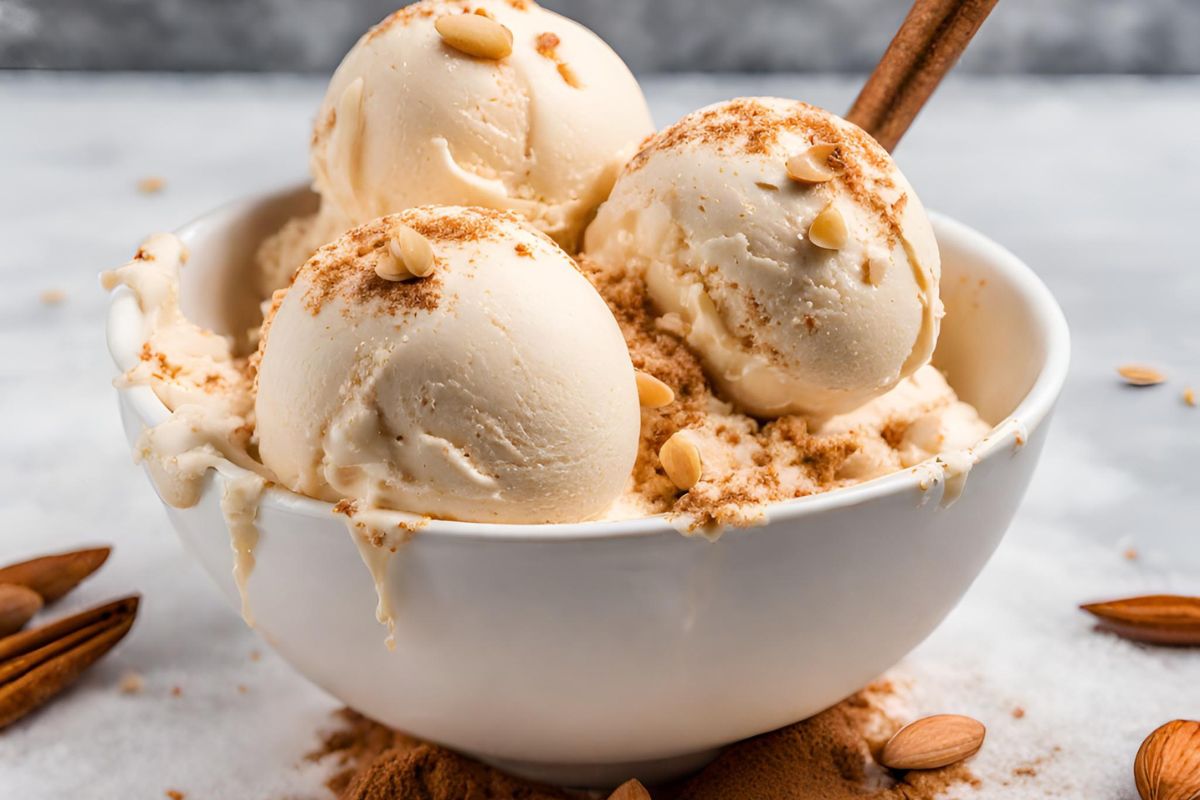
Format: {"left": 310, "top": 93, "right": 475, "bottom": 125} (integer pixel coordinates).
{"left": 786, "top": 143, "right": 841, "bottom": 184}
{"left": 879, "top": 714, "right": 986, "bottom": 770}
{"left": 1080, "top": 595, "right": 1200, "bottom": 646}
{"left": 376, "top": 224, "right": 435, "bottom": 282}
{"left": 660, "top": 431, "right": 703, "bottom": 491}
{"left": 0, "top": 585, "right": 43, "bottom": 636}
{"left": 635, "top": 370, "right": 675, "bottom": 408}
{"left": 808, "top": 205, "right": 849, "bottom": 250}
{"left": 1135, "top": 720, "right": 1200, "bottom": 800}
{"left": 608, "top": 779, "right": 651, "bottom": 800}
{"left": 1118, "top": 364, "right": 1166, "bottom": 386}
{"left": 435, "top": 14, "right": 513, "bottom": 60}
{"left": 0, "top": 547, "right": 110, "bottom": 604}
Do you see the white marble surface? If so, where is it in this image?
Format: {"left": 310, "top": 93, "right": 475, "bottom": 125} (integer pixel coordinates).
{"left": 1, "top": 72, "right": 1198, "bottom": 798}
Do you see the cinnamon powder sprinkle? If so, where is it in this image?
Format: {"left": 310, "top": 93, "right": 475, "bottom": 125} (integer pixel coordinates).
{"left": 535, "top": 31, "right": 559, "bottom": 57}
{"left": 308, "top": 684, "right": 978, "bottom": 800}
{"left": 534, "top": 30, "right": 582, "bottom": 87}
{"left": 583, "top": 257, "right": 863, "bottom": 529}
{"left": 301, "top": 216, "right": 449, "bottom": 317}
{"left": 625, "top": 98, "right": 905, "bottom": 244}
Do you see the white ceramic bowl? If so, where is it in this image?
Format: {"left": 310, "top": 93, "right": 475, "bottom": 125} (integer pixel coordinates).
{"left": 106, "top": 186, "right": 1069, "bottom": 787}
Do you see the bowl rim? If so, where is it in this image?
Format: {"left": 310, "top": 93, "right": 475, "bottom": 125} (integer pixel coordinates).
{"left": 105, "top": 185, "right": 1071, "bottom": 543}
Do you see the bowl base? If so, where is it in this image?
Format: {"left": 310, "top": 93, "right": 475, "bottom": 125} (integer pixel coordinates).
{"left": 474, "top": 747, "right": 721, "bottom": 789}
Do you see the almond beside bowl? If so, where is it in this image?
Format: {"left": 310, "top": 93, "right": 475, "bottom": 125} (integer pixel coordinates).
{"left": 105, "top": 185, "right": 1069, "bottom": 787}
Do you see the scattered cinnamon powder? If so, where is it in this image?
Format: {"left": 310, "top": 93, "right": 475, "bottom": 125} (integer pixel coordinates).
{"left": 1011, "top": 707, "right": 1025, "bottom": 719}
{"left": 534, "top": 31, "right": 582, "bottom": 87}
{"left": 137, "top": 176, "right": 166, "bottom": 194}
{"left": 367, "top": 1, "right": 440, "bottom": 39}
{"left": 300, "top": 216, "right": 446, "bottom": 317}
{"left": 307, "top": 684, "right": 978, "bottom": 800}
{"left": 170, "top": 685, "right": 183, "bottom": 697}
{"left": 880, "top": 418, "right": 909, "bottom": 449}
{"left": 300, "top": 208, "right": 549, "bottom": 316}
{"left": 583, "top": 257, "right": 863, "bottom": 529}
{"left": 535, "top": 31, "right": 560, "bottom": 57}
{"left": 625, "top": 98, "right": 905, "bottom": 245}
{"left": 164, "top": 790, "right": 185, "bottom": 800}
{"left": 1001, "top": 747, "right": 1059, "bottom": 787}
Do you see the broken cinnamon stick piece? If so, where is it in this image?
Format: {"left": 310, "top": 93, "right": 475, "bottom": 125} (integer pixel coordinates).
{"left": 847, "top": 0, "right": 998, "bottom": 151}
{"left": 0, "top": 595, "right": 139, "bottom": 729}
{"left": 0, "top": 546, "right": 111, "bottom": 603}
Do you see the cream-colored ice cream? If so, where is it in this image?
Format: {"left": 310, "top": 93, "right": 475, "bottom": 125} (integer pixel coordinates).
{"left": 819, "top": 364, "right": 992, "bottom": 483}
{"left": 309, "top": 0, "right": 654, "bottom": 256}
{"left": 585, "top": 258, "right": 990, "bottom": 530}
{"left": 585, "top": 97, "right": 942, "bottom": 420}
{"left": 255, "top": 202, "right": 349, "bottom": 298}
{"left": 101, "top": 234, "right": 266, "bottom": 508}
{"left": 254, "top": 206, "right": 641, "bottom": 524}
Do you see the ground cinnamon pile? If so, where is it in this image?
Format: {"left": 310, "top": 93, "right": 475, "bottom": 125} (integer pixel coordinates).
{"left": 307, "top": 684, "right": 978, "bottom": 800}
{"left": 664, "top": 689, "right": 979, "bottom": 799}
{"left": 308, "top": 710, "right": 570, "bottom": 800}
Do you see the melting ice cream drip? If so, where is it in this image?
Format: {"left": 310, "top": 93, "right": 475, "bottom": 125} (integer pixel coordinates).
{"left": 221, "top": 473, "right": 267, "bottom": 625}
{"left": 105, "top": 232, "right": 276, "bottom": 625}
{"left": 916, "top": 417, "right": 1029, "bottom": 507}
{"left": 335, "top": 501, "right": 426, "bottom": 651}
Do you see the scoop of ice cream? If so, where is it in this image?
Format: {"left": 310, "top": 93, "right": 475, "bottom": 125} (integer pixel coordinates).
{"left": 584, "top": 97, "right": 941, "bottom": 419}
{"left": 254, "top": 206, "right": 640, "bottom": 523}
{"left": 309, "top": 0, "right": 654, "bottom": 254}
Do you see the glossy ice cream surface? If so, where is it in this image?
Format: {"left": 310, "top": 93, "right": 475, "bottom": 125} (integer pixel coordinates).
{"left": 586, "top": 98, "right": 941, "bottom": 420}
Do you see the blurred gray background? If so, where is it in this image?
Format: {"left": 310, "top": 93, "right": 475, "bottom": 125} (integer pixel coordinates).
{"left": 3, "top": 0, "right": 1200, "bottom": 74}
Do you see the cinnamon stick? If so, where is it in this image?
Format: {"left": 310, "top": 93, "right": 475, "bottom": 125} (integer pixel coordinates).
{"left": 0, "top": 546, "right": 111, "bottom": 603}
{"left": 0, "top": 596, "right": 139, "bottom": 729}
{"left": 847, "top": 0, "right": 998, "bottom": 151}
